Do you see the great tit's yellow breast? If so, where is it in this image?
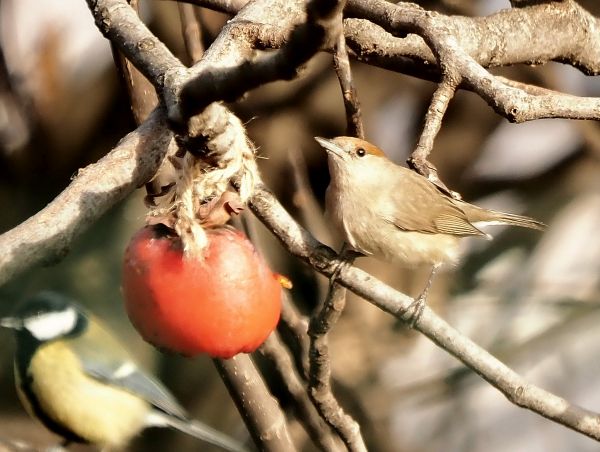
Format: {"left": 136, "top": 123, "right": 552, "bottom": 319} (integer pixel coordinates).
{"left": 22, "top": 341, "right": 150, "bottom": 450}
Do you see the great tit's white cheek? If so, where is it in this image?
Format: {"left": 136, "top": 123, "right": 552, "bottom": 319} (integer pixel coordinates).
{"left": 24, "top": 308, "right": 78, "bottom": 340}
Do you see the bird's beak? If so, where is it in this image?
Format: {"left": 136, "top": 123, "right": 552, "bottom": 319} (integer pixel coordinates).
{"left": 314, "top": 137, "right": 346, "bottom": 159}
{"left": 0, "top": 317, "right": 23, "bottom": 330}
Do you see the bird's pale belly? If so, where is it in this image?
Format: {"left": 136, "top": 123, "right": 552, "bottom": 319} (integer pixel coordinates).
{"left": 336, "top": 213, "right": 460, "bottom": 267}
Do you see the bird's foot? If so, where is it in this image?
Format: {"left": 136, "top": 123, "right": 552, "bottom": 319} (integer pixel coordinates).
{"left": 397, "top": 264, "right": 440, "bottom": 328}
{"left": 330, "top": 246, "right": 363, "bottom": 288}
{"left": 396, "top": 295, "right": 426, "bottom": 328}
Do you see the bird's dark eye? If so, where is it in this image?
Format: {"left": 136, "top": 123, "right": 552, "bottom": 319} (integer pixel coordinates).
{"left": 356, "top": 148, "right": 366, "bottom": 157}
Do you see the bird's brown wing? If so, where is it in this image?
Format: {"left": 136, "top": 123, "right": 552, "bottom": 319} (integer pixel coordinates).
{"left": 383, "top": 170, "right": 487, "bottom": 237}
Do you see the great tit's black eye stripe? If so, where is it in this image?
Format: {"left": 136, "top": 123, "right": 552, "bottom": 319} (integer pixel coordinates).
{"left": 356, "top": 148, "right": 366, "bottom": 157}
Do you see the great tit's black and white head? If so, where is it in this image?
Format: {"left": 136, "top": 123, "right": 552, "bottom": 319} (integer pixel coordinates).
{"left": 0, "top": 292, "right": 87, "bottom": 343}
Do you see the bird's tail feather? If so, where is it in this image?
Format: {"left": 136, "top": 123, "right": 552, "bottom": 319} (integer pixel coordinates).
{"left": 459, "top": 202, "right": 546, "bottom": 231}
{"left": 146, "top": 411, "right": 249, "bottom": 452}
{"left": 479, "top": 210, "right": 546, "bottom": 231}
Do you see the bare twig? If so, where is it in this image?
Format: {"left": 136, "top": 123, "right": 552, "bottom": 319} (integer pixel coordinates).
{"left": 332, "top": 31, "right": 364, "bottom": 139}
{"left": 110, "top": 0, "right": 158, "bottom": 125}
{"left": 308, "top": 274, "right": 367, "bottom": 452}
{"left": 287, "top": 38, "right": 365, "bottom": 445}
{"left": 178, "top": 3, "right": 205, "bottom": 64}
{"left": 214, "top": 355, "right": 296, "bottom": 451}
{"left": 288, "top": 147, "right": 332, "bottom": 249}
{"left": 407, "top": 77, "right": 460, "bottom": 198}
{"left": 279, "top": 293, "right": 311, "bottom": 379}
{"left": 259, "top": 333, "right": 343, "bottom": 451}
{"left": 307, "top": 25, "right": 368, "bottom": 432}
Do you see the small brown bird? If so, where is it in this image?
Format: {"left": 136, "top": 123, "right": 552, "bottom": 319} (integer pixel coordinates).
{"left": 315, "top": 136, "right": 545, "bottom": 320}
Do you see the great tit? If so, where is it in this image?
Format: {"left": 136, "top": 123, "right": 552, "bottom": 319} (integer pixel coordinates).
{"left": 0, "top": 291, "right": 248, "bottom": 452}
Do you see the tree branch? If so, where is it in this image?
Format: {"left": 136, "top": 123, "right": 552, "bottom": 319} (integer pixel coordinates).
{"left": 407, "top": 76, "right": 460, "bottom": 197}
{"left": 348, "top": 0, "right": 600, "bottom": 123}
{"left": 177, "top": 0, "right": 346, "bottom": 121}
{"left": 246, "top": 183, "right": 600, "bottom": 442}
{"left": 0, "top": 109, "right": 172, "bottom": 285}
{"left": 178, "top": 2, "right": 205, "bottom": 64}
{"left": 333, "top": 30, "right": 364, "bottom": 139}
{"left": 214, "top": 355, "right": 296, "bottom": 451}
{"left": 308, "top": 274, "right": 367, "bottom": 452}
{"left": 346, "top": 0, "right": 600, "bottom": 76}
{"left": 278, "top": 293, "right": 311, "bottom": 379}
{"left": 259, "top": 333, "right": 343, "bottom": 451}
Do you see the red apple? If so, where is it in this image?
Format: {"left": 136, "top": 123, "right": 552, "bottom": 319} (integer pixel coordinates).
{"left": 122, "top": 224, "right": 282, "bottom": 358}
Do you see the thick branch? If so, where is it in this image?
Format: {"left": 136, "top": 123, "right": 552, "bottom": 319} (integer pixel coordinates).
{"left": 168, "top": 0, "right": 247, "bottom": 15}
{"left": 346, "top": 0, "right": 600, "bottom": 76}
{"left": 214, "top": 355, "right": 296, "bottom": 451}
{"left": 0, "top": 109, "right": 172, "bottom": 285}
{"left": 348, "top": 0, "right": 600, "bottom": 123}
{"left": 182, "top": 0, "right": 600, "bottom": 77}
{"left": 178, "top": 0, "right": 346, "bottom": 120}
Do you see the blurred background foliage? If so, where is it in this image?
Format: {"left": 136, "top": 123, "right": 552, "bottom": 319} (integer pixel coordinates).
{"left": 1, "top": 0, "right": 600, "bottom": 451}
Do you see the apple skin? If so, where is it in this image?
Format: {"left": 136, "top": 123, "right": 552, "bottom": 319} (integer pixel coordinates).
{"left": 122, "top": 224, "right": 282, "bottom": 358}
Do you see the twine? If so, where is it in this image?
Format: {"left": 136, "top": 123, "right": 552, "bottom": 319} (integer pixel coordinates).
{"left": 149, "top": 119, "right": 259, "bottom": 259}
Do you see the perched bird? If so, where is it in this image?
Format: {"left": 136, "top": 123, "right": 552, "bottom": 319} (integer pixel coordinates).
{"left": 315, "top": 136, "right": 545, "bottom": 318}
{"left": 0, "top": 291, "right": 248, "bottom": 452}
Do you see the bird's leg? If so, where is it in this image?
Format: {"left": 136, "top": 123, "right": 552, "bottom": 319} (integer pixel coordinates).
{"left": 399, "top": 264, "right": 440, "bottom": 327}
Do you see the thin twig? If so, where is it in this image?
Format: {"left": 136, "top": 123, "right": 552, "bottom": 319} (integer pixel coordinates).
{"left": 214, "top": 355, "right": 296, "bottom": 451}
{"left": 309, "top": 25, "right": 368, "bottom": 434}
{"left": 279, "top": 293, "right": 311, "bottom": 380}
{"left": 178, "top": 2, "right": 205, "bottom": 64}
{"left": 308, "top": 248, "right": 366, "bottom": 452}
{"left": 259, "top": 333, "right": 344, "bottom": 451}
{"left": 287, "top": 147, "right": 331, "bottom": 299}
{"left": 110, "top": 0, "right": 158, "bottom": 125}
{"left": 332, "top": 30, "right": 364, "bottom": 139}
{"left": 407, "top": 77, "right": 460, "bottom": 198}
